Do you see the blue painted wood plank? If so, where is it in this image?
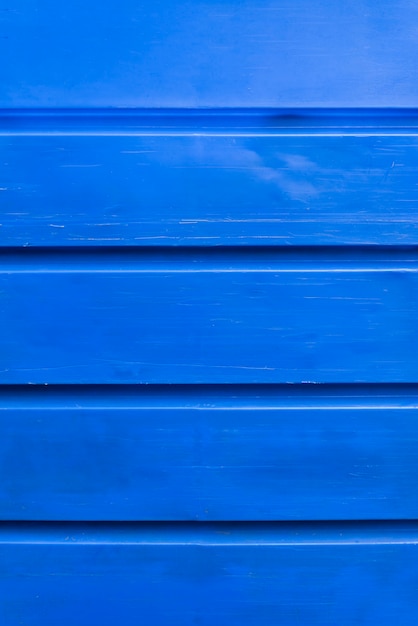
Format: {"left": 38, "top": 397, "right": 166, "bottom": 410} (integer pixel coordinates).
{"left": 0, "top": 248, "right": 418, "bottom": 384}
{"left": 1, "top": 522, "right": 418, "bottom": 626}
{"left": 2, "top": 1, "right": 418, "bottom": 107}
{"left": 1, "top": 386, "right": 418, "bottom": 520}
{"left": 2, "top": 112, "right": 418, "bottom": 246}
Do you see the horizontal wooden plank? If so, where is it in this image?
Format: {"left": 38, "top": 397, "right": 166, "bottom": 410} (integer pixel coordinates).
{"left": 2, "top": 1, "right": 418, "bottom": 107}
{"left": 2, "top": 114, "right": 418, "bottom": 245}
{"left": 0, "top": 249, "right": 418, "bottom": 384}
{"left": 1, "top": 522, "right": 417, "bottom": 626}
{"left": 1, "top": 386, "right": 418, "bottom": 520}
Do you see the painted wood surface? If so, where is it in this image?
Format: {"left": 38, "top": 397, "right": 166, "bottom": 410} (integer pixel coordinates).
{"left": 1, "top": 111, "right": 418, "bottom": 246}
{"left": 2, "top": 1, "right": 418, "bottom": 107}
{"left": 1, "top": 522, "right": 418, "bottom": 626}
{"left": 1, "top": 386, "right": 418, "bottom": 520}
{"left": 0, "top": 248, "right": 417, "bottom": 384}
{"left": 3, "top": 1, "right": 418, "bottom": 622}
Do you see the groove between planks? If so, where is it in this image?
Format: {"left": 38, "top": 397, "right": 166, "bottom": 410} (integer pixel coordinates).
{"left": 1, "top": 383, "right": 418, "bottom": 407}
{"left": 0, "top": 521, "right": 417, "bottom": 545}
{"left": 2, "top": 108, "right": 418, "bottom": 136}
{"left": 1, "top": 246, "right": 418, "bottom": 272}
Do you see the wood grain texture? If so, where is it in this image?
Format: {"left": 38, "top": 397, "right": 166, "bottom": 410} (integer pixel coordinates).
{"left": 1, "top": 522, "right": 418, "bottom": 626}
{"left": 2, "top": 112, "right": 418, "bottom": 246}
{"left": 2, "top": 1, "right": 418, "bottom": 107}
{"left": 1, "top": 386, "right": 418, "bottom": 520}
{"left": 0, "top": 248, "right": 417, "bottom": 384}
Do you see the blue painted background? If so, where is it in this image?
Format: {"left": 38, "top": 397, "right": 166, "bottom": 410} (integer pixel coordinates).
{"left": 1, "top": 1, "right": 418, "bottom": 623}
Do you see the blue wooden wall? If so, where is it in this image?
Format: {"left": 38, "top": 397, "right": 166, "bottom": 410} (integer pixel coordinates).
{"left": 1, "top": 1, "right": 418, "bottom": 624}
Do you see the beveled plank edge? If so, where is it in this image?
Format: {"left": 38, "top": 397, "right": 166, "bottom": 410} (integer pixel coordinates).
{"left": 0, "top": 521, "right": 417, "bottom": 545}
{"left": 1, "top": 245, "right": 418, "bottom": 271}
{"left": 2, "top": 108, "right": 418, "bottom": 135}
{"left": 1, "top": 383, "right": 418, "bottom": 407}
